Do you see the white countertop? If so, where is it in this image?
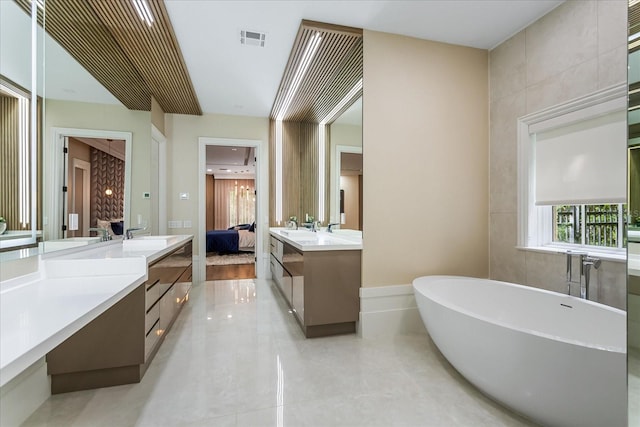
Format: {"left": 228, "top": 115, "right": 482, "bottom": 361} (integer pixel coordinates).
{"left": 0, "top": 235, "right": 193, "bottom": 387}
{"left": 269, "top": 228, "right": 362, "bottom": 251}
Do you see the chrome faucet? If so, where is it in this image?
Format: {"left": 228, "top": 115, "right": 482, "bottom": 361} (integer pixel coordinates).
{"left": 88, "top": 227, "right": 110, "bottom": 242}
{"left": 125, "top": 227, "right": 142, "bottom": 239}
{"left": 565, "top": 250, "right": 587, "bottom": 296}
{"left": 327, "top": 223, "right": 340, "bottom": 233}
{"left": 582, "top": 256, "right": 601, "bottom": 300}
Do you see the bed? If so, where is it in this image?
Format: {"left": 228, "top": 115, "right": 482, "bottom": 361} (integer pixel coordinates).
{"left": 206, "top": 224, "right": 255, "bottom": 254}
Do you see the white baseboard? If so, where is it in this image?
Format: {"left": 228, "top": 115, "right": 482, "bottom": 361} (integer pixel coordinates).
{"left": 0, "top": 358, "right": 50, "bottom": 427}
{"left": 358, "top": 284, "right": 426, "bottom": 339}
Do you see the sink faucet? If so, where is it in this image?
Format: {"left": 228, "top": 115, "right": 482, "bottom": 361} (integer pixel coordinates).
{"left": 327, "top": 223, "right": 340, "bottom": 233}
{"left": 582, "top": 256, "right": 601, "bottom": 300}
{"left": 125, "top": 227, "right": 143, "bottom": 239}
{"left": 88, "top": 227, "right": 110, "bottom": 242}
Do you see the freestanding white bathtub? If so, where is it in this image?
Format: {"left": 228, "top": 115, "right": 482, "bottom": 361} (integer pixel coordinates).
{"left": 413, "top": 275, "right": 626, "bottom": 427}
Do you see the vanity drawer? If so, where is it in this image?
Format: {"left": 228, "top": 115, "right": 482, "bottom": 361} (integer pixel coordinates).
{"left": 145, "top": 281, "right": 160, "bottom": 311}
{"left": 270, "top": 254, "right": 283, "bottom": 287}
{"left": 145, "top": 321, "right": 161, "bottom": 359}
{"left": 270, "top": 236, "right": 283, "bottom": 262}
{"left": 145, "top": 303, "right": 160, "bottom": 335}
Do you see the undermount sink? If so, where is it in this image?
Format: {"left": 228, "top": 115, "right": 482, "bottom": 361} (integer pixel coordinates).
{"left": 122, "top": 235, "right": 177, "bottom": 250}
{"left": 280, "top": 229, "right": 317, "bottom": 239}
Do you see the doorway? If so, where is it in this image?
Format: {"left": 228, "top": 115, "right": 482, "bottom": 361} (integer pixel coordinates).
{"left": 205, "top": 146, "right": 256, "bottom": 280}
{"left": 198, "top": 138, "right": 267, "bottom": 284}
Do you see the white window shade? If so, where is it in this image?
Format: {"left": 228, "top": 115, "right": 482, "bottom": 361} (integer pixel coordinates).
{"left": 534, "top": 110, "right": 626, "bottom": 205}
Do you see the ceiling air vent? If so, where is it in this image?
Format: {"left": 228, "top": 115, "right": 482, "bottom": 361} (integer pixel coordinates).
{"left": 240, "top": 30, "right": 266, "bottom": 47}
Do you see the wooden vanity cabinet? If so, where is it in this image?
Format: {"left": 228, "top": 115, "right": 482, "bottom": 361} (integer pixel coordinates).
{"left": 270, "top": 234, "right": 361, "bottom": 338}
{"left": 46, "top": 241, "right": 192, "bottom": 394}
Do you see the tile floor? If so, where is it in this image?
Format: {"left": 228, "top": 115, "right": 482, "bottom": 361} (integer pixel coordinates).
{"left": 23, "top": 279, "right": 535, "bottom": 426}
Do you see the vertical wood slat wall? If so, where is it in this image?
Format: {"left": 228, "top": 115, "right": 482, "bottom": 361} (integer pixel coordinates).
{"left": 0, "top": 96, "right": 21, "bottom": 230}
{"left": 269, "top": 120, "right": 330, "bottom": 226}
{"left": 299, "top": 122, "right": 319, "bottom": 221}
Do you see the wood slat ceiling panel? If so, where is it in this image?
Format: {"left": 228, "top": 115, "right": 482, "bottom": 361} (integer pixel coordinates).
{"left": 15, "top": 0, "right": 151, "bottom": 111}
{"left": 15, "top": 0, "right": 201, "bottom": 115}
{"left": 87, "top": 0, "right": 201, "bottom": 115}
{"left": 270, "top": 20, "right": 363, "bottom": 123}
{"left": 304, "top": 38, "right": 363, "bottom": 123}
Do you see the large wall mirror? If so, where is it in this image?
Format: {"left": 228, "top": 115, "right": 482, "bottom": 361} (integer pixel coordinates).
{"left": 0, "top": 0, "right": 43, "bottom": 251}
{"left": 269, "top": 21, "right": 363, "bottom": 229}
{"left": 329, "top": 97, "right": 362, "bottom": 232}
{"left": 629, "top": 1, "right": 640, "bottom": 423}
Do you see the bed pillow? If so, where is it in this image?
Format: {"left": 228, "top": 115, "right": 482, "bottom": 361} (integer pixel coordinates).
{"left": 111, "top": 221, "right": 124, "bottom": 235}
{"left": 229, "top": 224, "right": 251, "bottom": 230}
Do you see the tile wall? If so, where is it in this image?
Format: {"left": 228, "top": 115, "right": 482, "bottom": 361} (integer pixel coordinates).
{"left": 489, "top": 0, "right": 628, "bottom": 309}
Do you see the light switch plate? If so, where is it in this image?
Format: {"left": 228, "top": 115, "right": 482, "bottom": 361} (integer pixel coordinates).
{"left": 168, "top": 220, "right": 182, "bottom": 229}
{"left": 143, "top": 192, "right": 151, "bottom": 199}
{"left": 183, "top": 220, "right": 192, "bottom": 228}
{"left": 179, "top": 192, "right": 189, "bottom": 200}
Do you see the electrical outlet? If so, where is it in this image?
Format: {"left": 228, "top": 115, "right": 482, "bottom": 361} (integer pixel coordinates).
{"left": 179, "top": 192, "right": 189, "bottom": 200}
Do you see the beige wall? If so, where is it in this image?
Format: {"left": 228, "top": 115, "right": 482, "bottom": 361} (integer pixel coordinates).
{"left": 164, "top": 113, "right": 269, "bottom": 255}
{"left": 362, "top": 30, "right": 489, "bottom": 287}
{"left": 44, "top": 99, "right": 151, "bottom": 239}
{"left": 151, "top": 96, "right": 165, "bottom": 134}
{"left": 489, "top": 0, "right": 627, "bottom": 309}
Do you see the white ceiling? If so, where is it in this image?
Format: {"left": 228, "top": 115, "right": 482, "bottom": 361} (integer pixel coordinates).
{"left": 206, "top": 145, "right": 256, "bottom": 179}
{"left": 165, "top": 0, "right": 563, "bottom": 117}
{"left": 5, "top": 0, "right": 564, "bottom": 117}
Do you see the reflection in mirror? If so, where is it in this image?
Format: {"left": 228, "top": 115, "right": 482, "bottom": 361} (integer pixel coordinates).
{"left": 41, "top": 128, "right": 132, "bottom": 253}
{"left": 330, "top": 97, "right": 362, "bottom": 232}
{"left": 0, "top": 1, "right": 42, "bottom": 251}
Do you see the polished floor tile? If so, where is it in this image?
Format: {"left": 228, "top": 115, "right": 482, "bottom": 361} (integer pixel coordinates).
{"left": 22, "top": 279, "right": 535, "bottom": 427}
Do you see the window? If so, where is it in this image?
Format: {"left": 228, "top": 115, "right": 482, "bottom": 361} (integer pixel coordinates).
{"left": 228, "top": 183, "right": 255, "bottom": 228}
{"left": 516, "top": 84, "right": 627, "bottom": 257}
{"left": 553, "top": 204, "right": 627, "bottom": 249}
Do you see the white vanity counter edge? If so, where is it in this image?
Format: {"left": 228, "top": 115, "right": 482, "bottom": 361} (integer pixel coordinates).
{"left": 269, "top": 228, "right": 362, "bottom": 251}
{"left": 0, "top": 235, "right": 193, "bottom": 388}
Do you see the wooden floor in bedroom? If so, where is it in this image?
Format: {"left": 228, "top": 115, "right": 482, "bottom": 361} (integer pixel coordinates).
{"left": 206, "top": 263, "right": 255, "bottom": 280}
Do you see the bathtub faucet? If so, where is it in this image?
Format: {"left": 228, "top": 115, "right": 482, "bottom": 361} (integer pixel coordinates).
{"left": 565, "top": 250, "right": 587, "bottom": 296}
{"left": 581, "top": 256, "right": 601, "bottom": 300}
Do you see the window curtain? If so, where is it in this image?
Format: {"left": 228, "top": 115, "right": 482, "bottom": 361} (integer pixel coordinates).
{"left": 213, "top": 179, "right": 255, "bottom": 229}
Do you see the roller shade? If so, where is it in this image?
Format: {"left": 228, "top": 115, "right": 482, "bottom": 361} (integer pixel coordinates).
{"left": 535, "top": 110, "right": 626, "bottom": 205}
